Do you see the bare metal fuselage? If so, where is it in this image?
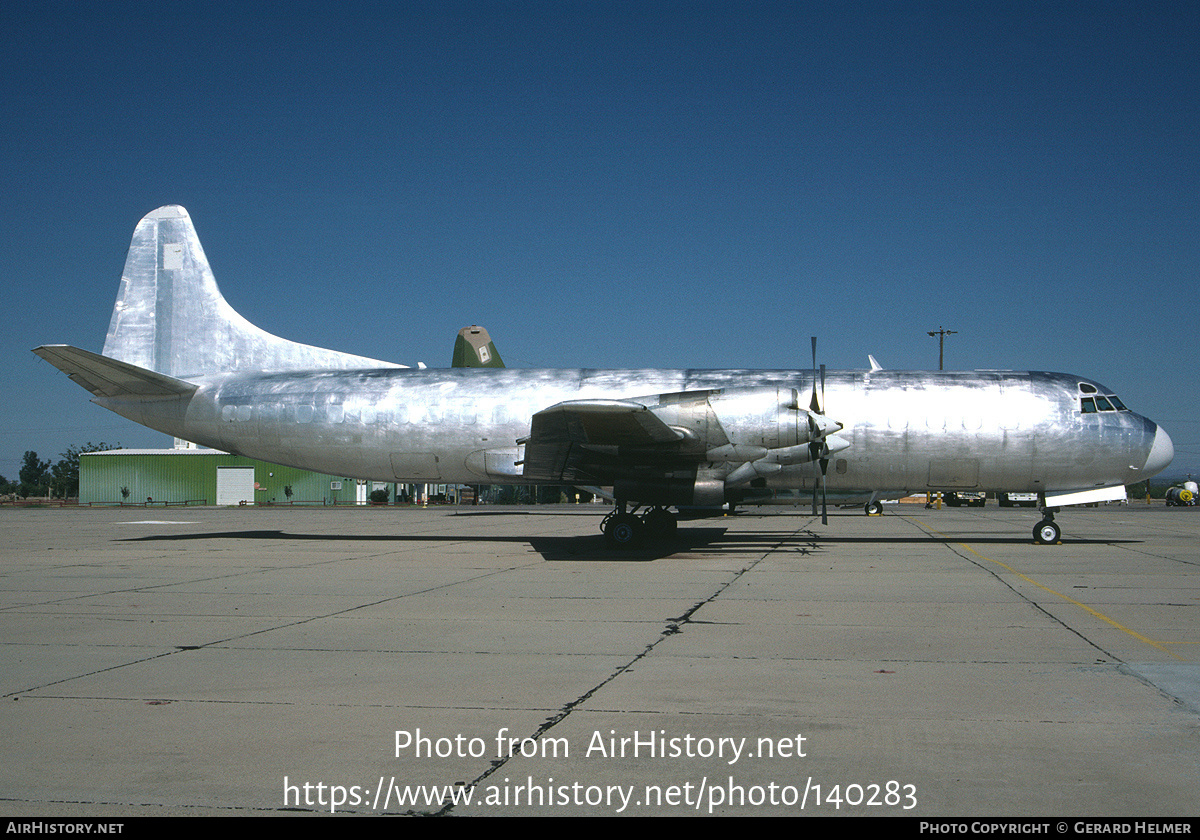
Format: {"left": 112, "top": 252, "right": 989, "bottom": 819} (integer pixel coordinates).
{"left": 37, "top": 205, "right": 1172, "bottom": 525}
{"left": 96, "top": 364, "right": 1163, "bottom": 500}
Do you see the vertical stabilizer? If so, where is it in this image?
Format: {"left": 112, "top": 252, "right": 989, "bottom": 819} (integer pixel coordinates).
{"left": 102, "top": 206, "right": 404, "bottom": 378}
{"left": 451, "top": 325, "right": 505, "bottom": 368}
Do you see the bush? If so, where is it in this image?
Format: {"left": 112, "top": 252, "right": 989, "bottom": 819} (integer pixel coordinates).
{"left": 369, "top": 488, "right": 390, "bottom": 505}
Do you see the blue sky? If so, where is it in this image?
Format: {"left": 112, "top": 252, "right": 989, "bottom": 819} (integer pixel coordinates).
{"left": 3, "top": 1, "right": 1198, "bottom": 479}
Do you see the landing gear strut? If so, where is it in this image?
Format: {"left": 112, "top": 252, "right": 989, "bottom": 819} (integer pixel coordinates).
{"left": 1033, "top": 507, "right": 1062, "bottom": 544}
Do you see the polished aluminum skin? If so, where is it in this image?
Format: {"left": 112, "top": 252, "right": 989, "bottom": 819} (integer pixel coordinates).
{"left": 113, "top": 366, "right": 1173, "bottom": 501}
{"left": 37, "top": 206, "right": 1174, "bottom": 511}
{"left": 103, "top": 206, "right": 404, "bottom": 378}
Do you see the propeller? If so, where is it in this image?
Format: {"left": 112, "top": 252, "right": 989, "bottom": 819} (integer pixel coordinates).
{"left": 809, "top": 337, "right": 832, "bottom": 524}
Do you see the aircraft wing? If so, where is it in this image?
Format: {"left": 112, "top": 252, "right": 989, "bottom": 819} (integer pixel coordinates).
{"left": 521, "top": 399, "right": 687, "bottom": 482}
{"left": 33, "top": 345, "right": 198, "bottom": 399}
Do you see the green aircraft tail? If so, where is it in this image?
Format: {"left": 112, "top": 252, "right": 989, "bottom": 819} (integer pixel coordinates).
{"left": 451, "top": 325, "right": 504, "bottom": 368}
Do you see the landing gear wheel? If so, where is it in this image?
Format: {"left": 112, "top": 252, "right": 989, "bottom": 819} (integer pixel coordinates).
{"left": 641, "top": 507, "right": 678, "bottom": 539}
{"left": 1033, "top": 519, "right": 1061, "bottom": 544}
{"left": 604, "top": 512, "right": 645, "bottom": 549}
{"left": 865, "top": 501, "right": 883, "bottom": 516}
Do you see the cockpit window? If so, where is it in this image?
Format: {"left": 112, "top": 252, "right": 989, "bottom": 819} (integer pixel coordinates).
{"left": 1079, "top": 394, "right": 1129, "bottom": 413}
{"left": 1079, "top": 383, "right": 1098, "bottom": 394}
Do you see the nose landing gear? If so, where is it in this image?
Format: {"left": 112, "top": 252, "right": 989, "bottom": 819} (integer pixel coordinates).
{"left": 1033, "top": 507, "right": 1062, "bottom": 544}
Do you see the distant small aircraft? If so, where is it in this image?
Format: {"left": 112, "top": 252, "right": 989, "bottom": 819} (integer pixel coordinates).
{"left": 35, "top": 206, "right": 1173, "bottom": 547}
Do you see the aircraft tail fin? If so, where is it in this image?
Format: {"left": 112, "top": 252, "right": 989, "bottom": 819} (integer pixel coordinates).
{"left": 451, "top": 325, "right": 505, "bottom": 368}
{"left": 102, "top": 205, "right": 404, "bottom": 378}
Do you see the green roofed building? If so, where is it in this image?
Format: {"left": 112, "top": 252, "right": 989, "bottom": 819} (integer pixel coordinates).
{"left": 79, "top": 449, "right": 398, "bottom": 506}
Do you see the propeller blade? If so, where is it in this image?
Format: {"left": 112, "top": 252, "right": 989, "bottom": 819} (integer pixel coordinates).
{"left": 820, "top": 457, "right": 829, "bottom": 525}
{"left": 820, "top": 364, "right": 826, "bottom": 412}
{"left": 811, "top": 465, "right": 819, "bottom": 516}
{"left": 809, "top": 338, "right": 821, "bottom": 413}
{"left": 810, "top": 437, "right": 821, "bottom": 516}
{"left": 808, "top": 336, "right": 833, "bottom": 524}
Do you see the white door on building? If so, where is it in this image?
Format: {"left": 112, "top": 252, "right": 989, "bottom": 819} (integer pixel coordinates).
{"left": 216, "top": 467, "right": 255, "bottom": 506}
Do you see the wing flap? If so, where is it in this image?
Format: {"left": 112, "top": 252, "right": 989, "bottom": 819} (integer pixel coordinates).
{"left": 521, "top": 399, "right": 685, "bottom": 481}
{"left": 1043, "top": 485, "right": 1127, "bottom": 507}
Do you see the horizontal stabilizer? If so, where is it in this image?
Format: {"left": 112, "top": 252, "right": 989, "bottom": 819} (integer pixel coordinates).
{"left": 33, "top": 345, "right": 197, "bottom": 399}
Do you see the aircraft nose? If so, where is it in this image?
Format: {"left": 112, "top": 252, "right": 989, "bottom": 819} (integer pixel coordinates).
{"left": 1142, "top": 424, "right": 1174, "bottom": 479}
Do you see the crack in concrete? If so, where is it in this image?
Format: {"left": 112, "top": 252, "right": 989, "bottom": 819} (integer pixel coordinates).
{"left": 430, "top": 523, "right": 812, "bottom": 816}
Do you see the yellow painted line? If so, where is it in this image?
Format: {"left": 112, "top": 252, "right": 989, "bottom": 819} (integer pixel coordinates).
{"left": 912, "top": 519, "right": 1186, "bottom": 662}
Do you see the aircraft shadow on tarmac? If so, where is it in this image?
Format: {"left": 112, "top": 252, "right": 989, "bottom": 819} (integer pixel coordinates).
{"left": 116, "top": 527, "right": 727, "bottom": 561}
{"left": 116, "top": 522, "right": 1133, "bottom": 562}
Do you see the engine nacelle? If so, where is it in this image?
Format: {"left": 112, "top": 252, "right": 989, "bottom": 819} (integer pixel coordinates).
{"left": 707, "top": 387, "right": 802, "bottom": 450}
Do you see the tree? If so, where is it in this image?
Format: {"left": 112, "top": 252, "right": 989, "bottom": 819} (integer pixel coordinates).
{"left": 49, "top": 442, "right": 119, "bottom": 499}
{"left": 18, "top": 452, "right": 51, "bottom": 498}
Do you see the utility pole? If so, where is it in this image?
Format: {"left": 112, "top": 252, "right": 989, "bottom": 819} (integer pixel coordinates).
{"left": 927, "top": 327, "right": 957, "bottom": 371}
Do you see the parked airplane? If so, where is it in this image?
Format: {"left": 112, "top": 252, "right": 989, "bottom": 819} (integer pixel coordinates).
{"left": 451, "top": 325, "right": 504, "bottom": 368}
{"left": 35, "top": 206, "right": 1173, "bottom": 547}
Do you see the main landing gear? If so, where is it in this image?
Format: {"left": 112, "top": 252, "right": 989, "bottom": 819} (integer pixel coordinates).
{"left": 864, "top": 501, "right": 884, "bottom": 516}
{"left": 601, "top": 504, "right": 678, "bottom": 548}
{"left": 1033, "top": 507, "right": 1062, "bottom": 544}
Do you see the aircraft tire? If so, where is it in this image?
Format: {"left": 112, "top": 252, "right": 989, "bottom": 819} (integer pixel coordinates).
{"left": 1033, "top": 519, "right": 1061, "bottom": 545}
{"left": 641, "top": 507, "right": 678, "bottom": 539}
{"left": 605, "top": 512, "right": 645, "bottom": 549}
{"left": 865, "top": 501, "right": 883, "bottom": 516}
